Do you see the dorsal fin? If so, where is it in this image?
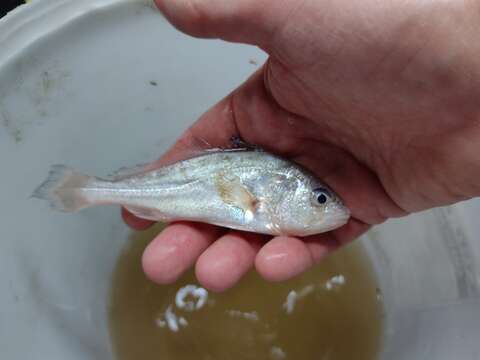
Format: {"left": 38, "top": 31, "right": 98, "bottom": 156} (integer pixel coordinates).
{"left": 107, "top": 162, "right": 152, "bottom": 181}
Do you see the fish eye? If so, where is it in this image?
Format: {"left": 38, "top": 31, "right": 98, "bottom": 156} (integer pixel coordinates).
{"left": 317, "top": 193, "right": 328, "bottom": 204}
{"left": 313, "top": 187, "right": 331, "bottom": 205}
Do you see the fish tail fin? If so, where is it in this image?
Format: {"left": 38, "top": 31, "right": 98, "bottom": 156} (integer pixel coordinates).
{"left": 32, "top": 165, "right": 95, "bottom": 212}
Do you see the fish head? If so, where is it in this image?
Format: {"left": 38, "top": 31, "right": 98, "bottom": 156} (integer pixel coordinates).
{"left": 271, "top": 173, "right": 350, "bottom": 236}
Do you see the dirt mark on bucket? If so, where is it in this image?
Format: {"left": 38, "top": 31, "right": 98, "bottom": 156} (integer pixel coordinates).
{"left": 0, "top": 104, "right": 23, "bottom": 143}
{"left": 0, "top": 58, "right": 72, "bottom": 143}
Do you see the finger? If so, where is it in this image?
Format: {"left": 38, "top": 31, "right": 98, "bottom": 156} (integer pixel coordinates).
{"left": 121, "top": 207, "right": 155, "bottom": 230}
{"left": 255, "top": 236, "right": 314, "bottom": 282}
{"left": 255, "top": 219, "right": 370, "bottom": 282}
{"left": 195, "top": 232, "right": 265, "bottom": 292}
{"left": 154, "top": 0, "right": 291, "bottom": 47}
{"left": 142, "top": 222, "right": 223, "bottom": 284}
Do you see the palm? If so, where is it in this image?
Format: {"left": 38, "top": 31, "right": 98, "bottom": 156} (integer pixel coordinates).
{"left": 123, "top": 0, "right": 480, "bottom": 291}
{"left": 263, "top": 1, "right": 480, "bottom": 212}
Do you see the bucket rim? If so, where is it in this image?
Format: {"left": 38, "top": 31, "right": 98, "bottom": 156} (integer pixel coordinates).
{"left": 0, "top": 0, "right": 156, "bottom": 68}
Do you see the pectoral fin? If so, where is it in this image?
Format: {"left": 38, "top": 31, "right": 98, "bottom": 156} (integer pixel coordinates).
{"left": 215, "top": 173, "right": 258, "bottom": 215}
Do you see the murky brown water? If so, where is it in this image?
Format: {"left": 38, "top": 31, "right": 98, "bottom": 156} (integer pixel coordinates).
{"left": 109, "top": 224, "right": 383, "bottom": 360}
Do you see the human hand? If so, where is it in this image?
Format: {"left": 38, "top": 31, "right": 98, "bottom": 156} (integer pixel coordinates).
{"left": 123, "top": 0, "right": 480, "bottom": 291}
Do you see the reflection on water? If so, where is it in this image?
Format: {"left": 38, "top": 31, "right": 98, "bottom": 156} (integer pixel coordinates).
{"left": 109, "top": 224, "right": 383, "bottom": 360}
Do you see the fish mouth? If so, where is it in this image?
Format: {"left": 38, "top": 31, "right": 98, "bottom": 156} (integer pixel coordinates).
{"left": 328, "top": 213, "right": 351, "bottom": 227}
{"left": 300, "top": 211, "right": 351, "bottom": 236}
{"left": 318, "top": 205, "right": 351, "bottom": 232}
{"left": 325, "top": 203, "right": 351, "bottom": 220}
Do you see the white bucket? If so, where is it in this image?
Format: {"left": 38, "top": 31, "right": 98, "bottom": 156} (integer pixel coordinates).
{"left": 1, "top": 1, "right": 479, "bottom": 359}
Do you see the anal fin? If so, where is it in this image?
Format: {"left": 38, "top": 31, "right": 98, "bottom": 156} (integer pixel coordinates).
{"left": 125, "top": 206, "right": 165, "bottom": 221}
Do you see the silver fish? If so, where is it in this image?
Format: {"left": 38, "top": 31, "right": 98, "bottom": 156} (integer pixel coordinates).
{"left": 32, "top": 149, "right": 350, "bottom": 236}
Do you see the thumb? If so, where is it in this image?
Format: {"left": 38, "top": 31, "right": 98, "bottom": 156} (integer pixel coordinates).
{"left": 154, "top": 0, "right": 290, "bottom": 48}
{"left": 157, "top": 68, "right": 300, "bottom": 163}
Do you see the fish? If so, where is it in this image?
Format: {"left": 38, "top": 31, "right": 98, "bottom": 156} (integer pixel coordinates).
{"left": 32, "top": 148, "right": 350, "bottom": 236}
